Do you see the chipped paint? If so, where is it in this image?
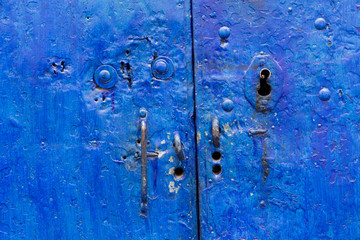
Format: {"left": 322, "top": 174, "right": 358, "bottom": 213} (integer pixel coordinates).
{"left": 168, "top": 167, "right": 175, "bottom": 175}
{"left": 157, "top": 150, "right": 167, "bottom": 159}
{"left": 168, "top": 181, "right": 180, "bottom": 194}
{"left": 222, "top": 122, "right": 233, "bottom": 135}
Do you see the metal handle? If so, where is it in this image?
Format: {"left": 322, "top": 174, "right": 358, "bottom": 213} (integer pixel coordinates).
{"left": 212, "top": 117, "right": 220, "bottom": 148}
{"left": 173, "top": 133, "right": 185, "bottom": 161}
{"left": 140, "top": 120, "right": 148, "bottom": 212}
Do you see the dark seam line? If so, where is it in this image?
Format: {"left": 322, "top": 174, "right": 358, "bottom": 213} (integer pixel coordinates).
{"left": 189, "top": 0, "right": 201, "bottom": 239}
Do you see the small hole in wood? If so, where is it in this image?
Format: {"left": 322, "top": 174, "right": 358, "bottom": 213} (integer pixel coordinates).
{"left": 174, "top": 167, "right": 184, "bottom": 178}
{"left": 212, "top": 151, "right": 221, "bottom": 161}
{"left": 212, "top": 164, "right": 222, "bottom": 175}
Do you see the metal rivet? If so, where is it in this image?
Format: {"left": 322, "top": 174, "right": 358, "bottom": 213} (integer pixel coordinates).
{"left": 319, "top": 88, "right": 331, "bottom": 101}
{"left": 99, "top": 70, "right": 111, "bottom": 83}
{"left": 94, "top": 65, "right": 119, "bottom": 89}
{"left": 154, "top": 60, "right": 168, "bottom": 75}
{"left": 218, "top": 26, "right": 230, "bottom": 39}
{"left": 139, "top": 108, "right": 147, "bottom": 118}
{"left": 222, "top": 99, "right": 234, "bottom": 112}
{"left": 151, "top": 56, "right": 174, "bottom": 80}
{"left": 314, "top": 18, "right": 327, "bottom": 30}
{"left": 259, "top": 59, "right": 266, "bottom": 66}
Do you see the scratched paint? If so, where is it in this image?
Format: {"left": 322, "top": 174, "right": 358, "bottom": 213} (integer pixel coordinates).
{"left": 0, "top": 0, "right": 197, "bottom": 239}
{"left": 193, "top": 0, "right": 360, "bottom": 239}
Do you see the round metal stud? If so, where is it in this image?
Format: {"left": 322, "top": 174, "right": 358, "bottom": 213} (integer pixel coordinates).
{"left": 139, "top": 108, "right": 147, "bottom": 118}
{"left": 314, "top": 18, "right": 327, "bottom": 30}
{"left": 99, "top": 70, "right": 111, "bottom": 83}
{"left": 151, "top": 56, "right": 174, "bottom": 80}
{"left": 94, "top": 65, "right": 119, "bottom": 89}
{"left": 218, "top": 26, "right": 231, "bottom": 39}
{"left": 222, "top": 99, "right": 234, "bottom": 112}
{"left": 319, "top": 88, "right": 331, "bottom": 101}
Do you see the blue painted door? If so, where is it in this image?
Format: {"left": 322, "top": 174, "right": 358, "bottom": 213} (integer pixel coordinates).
{"left": 2, "top": 0, "right": 360, "bottom": 239}
{"left": 193, "top": 0, "right": 360, "bottom": 239}
{"left": 0, "top": 1, "right": 197, "bottom": 239}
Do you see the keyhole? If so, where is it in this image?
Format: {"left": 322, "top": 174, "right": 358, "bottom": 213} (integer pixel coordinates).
{"left": 258, "top": 68, "right": 271, "bottom": 96}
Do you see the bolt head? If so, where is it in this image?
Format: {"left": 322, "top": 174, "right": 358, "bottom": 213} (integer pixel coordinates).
{"left": 315, "top": 18, "right": 327, "bottom": 30}
{"left": 151, "top": 56, "right": 174, "bottom": 80}
{"left": 259, "top": 59, "right": 266, "bottom": 66}
{"left": 319, "top": 88, "right": 331, "bottom": 101}
{"left": 139, "top": 108, "right": 147, "bottom": 118}
{"left": 218, "top": 26, "right": 231, "bottom": 39}
{"left": 155, "top": 60, "right": 168, "bottom": 75}
{"left": 99, "top": 69, "right": 111, "bottom": 83}
{"left": 222, "top": 99, "right": 234, "bottom": 112}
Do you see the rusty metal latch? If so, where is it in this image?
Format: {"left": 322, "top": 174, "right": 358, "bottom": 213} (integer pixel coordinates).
{"left": 140, "top": 120, "right": 148, "bottom": 213}
{"left": 173, "top": 133, "right": 185, "bottom": 161}
{"left": 212, "top": 117, "right": 220, "bottom": 148}
{"left": 139, "top": 110, "right": 158, "bottom": 216}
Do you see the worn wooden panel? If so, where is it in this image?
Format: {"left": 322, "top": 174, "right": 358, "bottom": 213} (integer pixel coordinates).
{"left": 0, "top": 0, "right": 197, "bottom": 239}
{"left": 193, "top": 0, "right": 360, "bottom": 239}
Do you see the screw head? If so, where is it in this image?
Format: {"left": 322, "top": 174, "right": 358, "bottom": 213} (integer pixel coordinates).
{"left": 314, "top": 18, "right": 327, "bottom": 30}
{"left": 319, "top": 88, "right": 331, "bottom": 101}
{"left": 259, "top": 59, "right": 266, "bottom": 66}
{"left": 139, "top": 108, "right": 147, "bottom": 118}
{"left": 218, "top": 26, "right": 230, "bottom": 39}
{"left": 151, "top": 56, "right": 174, "bottom": 80}
{"left": 222, "top": 99, "right": 234, "bottom": 112}
{"left": 154, "top": 60, "right": 169, "bottom": 75}
{"left": 94, "top": 65, "right": 119, "bottom": 89}
{"left": 99, "top": 70, "right": 111, "bottom": 83}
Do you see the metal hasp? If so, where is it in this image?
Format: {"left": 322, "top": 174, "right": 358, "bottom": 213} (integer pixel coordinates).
{"left": 244, "top": 53, "right": 284, "bottom": 112}
{"left": 173, "top": 133, "right": 185, "bottom": 161}
{"left": 212, "top": 117, "right": 220, "bottom": 148}
{"left": 139, "top": 109, "right": 158, "bottom": 215}
{"left": 93, "top": 65, "right": 120, "bottom": 89}
{"left": 140, "top": 120, "right": 148, "bottom": 213}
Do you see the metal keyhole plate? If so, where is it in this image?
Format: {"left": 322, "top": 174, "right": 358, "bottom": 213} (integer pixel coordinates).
{"left": 244, "top": 53, "right": 284, "bottom": 112}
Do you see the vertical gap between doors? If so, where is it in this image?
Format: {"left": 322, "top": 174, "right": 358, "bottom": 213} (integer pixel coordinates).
{"left": 190, "top": 0, "right": 201, "bottom": 239}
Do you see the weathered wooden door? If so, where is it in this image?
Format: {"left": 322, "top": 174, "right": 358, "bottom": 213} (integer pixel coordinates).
{"left": 2, "top": 0, "right": 360, "bottom": 239}
{"left": 193, "top": 0, "right": 360, "bottom": 239}
{"left": 0, "top": 1, "right": 198, "bottom": 239}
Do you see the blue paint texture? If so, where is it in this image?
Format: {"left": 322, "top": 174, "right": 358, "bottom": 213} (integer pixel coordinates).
{"left": 193, "top": 0, "right": 360, "bottom": 239}
{"left": 0, "top": 0, "right": 197, "bottom": 239}
{"left": 1, "top": 0, "right": 360, "bottom": 239}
